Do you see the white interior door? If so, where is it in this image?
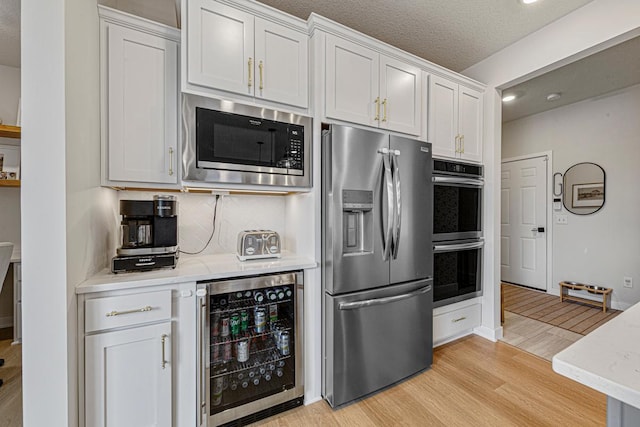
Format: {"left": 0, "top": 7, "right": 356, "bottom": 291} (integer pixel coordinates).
{"left": 501, "top": 156, "right": 547, "bottom": 290}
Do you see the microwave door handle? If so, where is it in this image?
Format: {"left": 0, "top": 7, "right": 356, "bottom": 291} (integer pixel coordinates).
{"left": 434, "top": 241, "right": 485, "bottom": 253}
{"left": 432, "top": 176, "right": 484, "bottom": 187}
{"left": 338, "top": 284, "right": 432, "bottom": 310}
{"left": 391, "top": 150, "right": 401, "bottom": 259}
{"left": 379, "top": 148, "right": 393, "bottom": 261}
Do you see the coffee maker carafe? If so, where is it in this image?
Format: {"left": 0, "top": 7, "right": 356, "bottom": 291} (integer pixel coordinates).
{"left": 112, "top": 195, "right": 179, "bottom": 273}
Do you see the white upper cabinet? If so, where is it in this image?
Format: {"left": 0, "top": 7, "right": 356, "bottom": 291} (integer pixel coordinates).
{"left": 428, "top": 74, "right": 482, "bottom": 162}
{"left": 187, "top": 0, "right": 308, "bottom": 109}
{"left": 325, "top": 34, "right": 379, "bottom": 127}
{"left": 254, "top": 17, "right": 308, "bottom": 107}
{"left": 187, "top": 1, "right": 253, "bottom": 95}
{"left": 325, "top": 34, "right": 421, "bottom": 136}
{"left": 101, "top": 7, "right": 179, "bottom": 186}
{"left": 379, "top": 56, "right": 422, "bottom": 136}
{"left": 458, "top": 86, "right": 483, "bottom": 162}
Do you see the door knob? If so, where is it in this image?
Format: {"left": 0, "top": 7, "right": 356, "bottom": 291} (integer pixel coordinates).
{"left": 531, "top": 227, "right": 545, "bottom": 233}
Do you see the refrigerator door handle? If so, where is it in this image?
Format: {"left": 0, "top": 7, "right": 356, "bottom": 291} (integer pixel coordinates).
{"left": 379, "top": 150, "right": 394, "bottom": 261}
{"left": 391, "top": 150, "right": 401, "bottom": 259}
{"left": 434, "top": 240, "right": 485, "bottom": 253}
{"left": 338, "top": 284, "right": 432, "bottom": 310}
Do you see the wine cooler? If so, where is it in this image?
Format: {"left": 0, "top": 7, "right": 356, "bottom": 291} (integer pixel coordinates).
{"left": 197, "top": 271, "right": 304, "bottom": 426}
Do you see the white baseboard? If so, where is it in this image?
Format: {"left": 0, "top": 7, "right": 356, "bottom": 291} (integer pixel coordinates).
{"left": 304, "top": 394, "right": 322, "bottom": 406}
{"left": 0, "top": 315, "right": 13, "bottom": 329}
{"left": 474, "top": 325, "right": 502, "bottom": 342}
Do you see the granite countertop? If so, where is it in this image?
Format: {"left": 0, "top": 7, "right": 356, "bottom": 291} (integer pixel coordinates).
{"left": 76, "top": 251, "right": 317, "bottom": 294}
{"left": 552, "top": 301, "right": 640, "bottom": 409}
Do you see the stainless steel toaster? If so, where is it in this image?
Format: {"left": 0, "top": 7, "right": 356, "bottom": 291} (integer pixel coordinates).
{"left": 237, "top": 230, "right": 281, "bottom": 261}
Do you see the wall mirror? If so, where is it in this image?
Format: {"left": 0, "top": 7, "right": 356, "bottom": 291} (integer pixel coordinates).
{"left": 563, "top": 162, "right": 605, "bottom": 215}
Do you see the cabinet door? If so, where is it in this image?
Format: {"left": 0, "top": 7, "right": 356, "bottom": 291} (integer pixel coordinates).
{"left": 107, "top": 24, "right": 178, "bottom": 184}
{"left": 85, "top": 322, "right": 172, "bottom": 427}
{"left": 187, "top": 0, "right": 254, "bottom": 96}
{"left": 325, "top": 34, "right": 379, "bottom": 127}
{"left": 254, "top": 17, "right": 308, "bottom": 108}
{"left": 458, "top": 86, "right": 483, "bottom": 162}
{"left": 379, "top": 56, "right": 421, "bottom": 136}
{"left": 428, "top": 74, "right": 458, "bottom": 159}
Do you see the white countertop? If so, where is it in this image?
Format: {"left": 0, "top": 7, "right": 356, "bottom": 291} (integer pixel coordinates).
{"left": 76, "top": 252, "right": 317, "bottom": 294}
{"left": 552, "top": 301, "right": 640, "bottom": 409}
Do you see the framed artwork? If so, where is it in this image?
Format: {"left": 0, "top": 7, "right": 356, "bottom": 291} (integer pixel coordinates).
{"left": 572, "top": 183, "right": 604, "bottom": 208}
{"left": 0, "top": 144, "right": 20, "bottom": 180}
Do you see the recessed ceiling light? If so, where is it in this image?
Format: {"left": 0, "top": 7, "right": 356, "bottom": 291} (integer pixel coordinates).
{"left": 546, "top": 92, "right": 562, "bottom": 101}
{"left": 521, "top": 0, "right": 540, "bottom": 4}
{"left": 502, "top": 94, "right": 517, "bottom": 102}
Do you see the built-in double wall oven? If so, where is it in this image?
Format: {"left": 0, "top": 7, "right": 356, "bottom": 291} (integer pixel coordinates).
{"left": 432, "top": 159, "right": 484, "bottom": 307}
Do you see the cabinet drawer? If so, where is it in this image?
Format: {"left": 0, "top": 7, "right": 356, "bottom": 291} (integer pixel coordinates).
{"left": 85, "top": 290, "right": 171, "bottom": 333}
{"left": 433, "top": 303, "right": 481, "bottom": 344}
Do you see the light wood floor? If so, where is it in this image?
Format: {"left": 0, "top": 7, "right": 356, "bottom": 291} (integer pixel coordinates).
{"left": 0, "top": 332, "right": 606, "bottom": 427}
{"left": 254, "top": 335, "right": 605, "bottom": 426}
{"left": 0, "top": 334, "right": 22, "bottom": 427}
{"left": 501, "top": 311, "right": 583, "bottom": 361}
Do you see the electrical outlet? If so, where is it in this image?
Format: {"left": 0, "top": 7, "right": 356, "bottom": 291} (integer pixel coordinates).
{"left": 624, "top": 277, "right": 633, "bottom": 288}
{"left": 555, "top": 214, "right": 568, "bottom": 225}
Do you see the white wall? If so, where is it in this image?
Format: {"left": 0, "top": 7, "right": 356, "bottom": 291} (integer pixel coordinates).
{"left": 119, "top": 191, "right": 286, "bottom": 255}
{"left": 23, "top": 0, "right": 114, "bottom": 425}
{"left": 22, "top": 0, "right": 70, "bottom": 425}
{"left": 0, "top": 64, "right": 20, "bottom": 128}
{"left": 0, "top": 65, "right": 21, "bottom": 327}
{"left": 462, "top": 0, "right": 640, "bottom": 338}
{"left": 502, "top": 84, "right": 640, "bottom": 310}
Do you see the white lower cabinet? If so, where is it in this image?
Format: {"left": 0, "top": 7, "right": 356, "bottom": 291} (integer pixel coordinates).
{"left": 85, "top": 322, "right": 172, "bottom": 427}
{"left": 433, "top": 302, "right": 481, "bottom": 346}
{"left": 80, "top": 285, "right": 196, "bottom": 427}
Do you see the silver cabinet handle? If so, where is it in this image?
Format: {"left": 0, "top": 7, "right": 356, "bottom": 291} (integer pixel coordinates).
{"left": 434, "top": 240, "right": 484, "bottom": 253}
{"left": 391, "top": 150, "right": 401, "bottom": 259}
{"left": 105, "top": 305, "right": 152, "bottom": 317}
{"left": 169, "top": 147, "right": 174, "bottom": 176}
{"left": 452, "top": 316, "right": 467, "bottom": 323}
{"left": 161, "top": 334, "right": 168, "bottom": 369}
{"left": 339, "top": 284, "right": 431, "bottom": 310}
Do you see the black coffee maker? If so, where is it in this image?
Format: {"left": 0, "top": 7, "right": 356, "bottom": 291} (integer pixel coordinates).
{"left": 112, "top": 195, "right": 179, "bottom": 273}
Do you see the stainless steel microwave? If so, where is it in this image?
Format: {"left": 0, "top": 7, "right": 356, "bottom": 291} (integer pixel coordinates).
{"left": 182, "top": 95, "right": 312, "bottom": 187}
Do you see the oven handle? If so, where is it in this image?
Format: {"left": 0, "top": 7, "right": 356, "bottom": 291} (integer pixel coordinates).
{"left": 338, "top": 284, "right": 431, "bottom": 310}
{"left": 432, "top": 176, "right": 484, "bottom": 187}
{"left": 434, "top": 240, "right": 485, "bottom": 253}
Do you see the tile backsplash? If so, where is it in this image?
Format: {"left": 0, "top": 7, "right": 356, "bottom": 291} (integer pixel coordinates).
{"left": 120, "top": 191, "right": 286, "bottom": 255}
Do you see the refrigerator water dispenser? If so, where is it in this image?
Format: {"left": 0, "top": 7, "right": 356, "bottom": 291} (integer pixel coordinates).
{"left": 342, "top": 190, "right": 373, "bottom": 254}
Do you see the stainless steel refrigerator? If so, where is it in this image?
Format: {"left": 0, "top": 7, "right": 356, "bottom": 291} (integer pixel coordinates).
{"left": 322, "top": 124, "right": 433, "bottom": 408}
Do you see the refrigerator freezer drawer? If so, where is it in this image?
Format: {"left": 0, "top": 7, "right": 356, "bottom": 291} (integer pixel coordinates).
{"left": 323, "top": 279, "right": 433, "bottom": 407}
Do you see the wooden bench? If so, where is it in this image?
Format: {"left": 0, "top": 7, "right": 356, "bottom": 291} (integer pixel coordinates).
{"left": 559, "top": 281, "right": 612, "bottom": 313}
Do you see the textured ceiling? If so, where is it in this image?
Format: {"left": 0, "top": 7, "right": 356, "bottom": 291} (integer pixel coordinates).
{"left": 0, "top": 0, "right": 20, "bottom": 67}
{"left": 501, "top": 36, "right": 640, "bottom": 122}
{"left": 257, "top": 0, "right": 594, "bottom": 72}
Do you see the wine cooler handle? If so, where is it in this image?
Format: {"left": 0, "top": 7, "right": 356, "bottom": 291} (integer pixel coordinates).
{"left": 198, "top": 294, "right": 207, "bottom": 426}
